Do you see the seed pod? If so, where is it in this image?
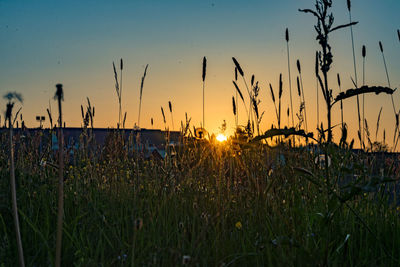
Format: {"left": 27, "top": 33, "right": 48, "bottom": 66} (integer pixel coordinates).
{"left": 120, "top": 58, "right": 123, "bottom": 70}
{"left": 379, "top": 41, "right": 383, "bottom": 53}
{"left": 362, "top": 45, "right": 366, "bottom": 58}
{"left": 347, "top": 0, "right": 351, "bottom": 12}
{"left": 337, "top": 73, "right": 341, "bottom": 87}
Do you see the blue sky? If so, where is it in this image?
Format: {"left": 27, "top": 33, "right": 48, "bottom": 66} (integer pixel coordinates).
{"left": 0, "top": 0, "right": 399, "bottom": 145}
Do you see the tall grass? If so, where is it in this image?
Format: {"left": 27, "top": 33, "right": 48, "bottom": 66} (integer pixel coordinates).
{"left": 54, "top": 84, "right": 64, "bottom": 267}
{"left": 1, "top": 123, "right": 399, "bottom": 265}
{"left": 297, "top": 60, "right": 308, "bottom": 132}
{"left": 285, "top": 28, "right": 294, "bottom": 130}
{"left": 4, "top": 92, "right": 25, "bottom": 267}
{"left": 202, "top": 57, "right": 207, "bottom": 129}
{"left": 138, "top": 64, "right": 149, "bottom": 128}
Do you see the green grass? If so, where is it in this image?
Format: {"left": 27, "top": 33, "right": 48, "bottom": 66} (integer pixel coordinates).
{"left": 1, "top": 131, "right": 400, "bottom": 266}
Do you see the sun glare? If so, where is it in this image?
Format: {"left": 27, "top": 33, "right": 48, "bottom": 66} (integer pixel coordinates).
{"left": 216, "top": 134, "right": 227, "bottom": 142}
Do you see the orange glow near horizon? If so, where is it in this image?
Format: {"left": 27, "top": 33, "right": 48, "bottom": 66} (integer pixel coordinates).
{"left": 216, "top": 133, "right": 227, "bottom": 142}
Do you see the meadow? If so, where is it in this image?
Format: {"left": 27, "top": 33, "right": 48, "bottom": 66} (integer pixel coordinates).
{"left": 1, "top": 0, "right": 400, "bottom": 266}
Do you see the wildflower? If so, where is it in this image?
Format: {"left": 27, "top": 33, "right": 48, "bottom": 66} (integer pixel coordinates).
{"left": 182, "top": 255, "right": 191, "bottom": 265}
{"left": 235, "top": 221, "right": 242, "bottom": 230}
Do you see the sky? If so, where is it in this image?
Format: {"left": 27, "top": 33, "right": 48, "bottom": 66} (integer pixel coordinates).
{"left": 0, "top": 0, "right": 399, "bottom": 147}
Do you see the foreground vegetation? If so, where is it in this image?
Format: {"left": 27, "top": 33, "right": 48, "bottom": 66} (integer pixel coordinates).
{"left": 1, "top": 129, "right": 400, "bottom": 266}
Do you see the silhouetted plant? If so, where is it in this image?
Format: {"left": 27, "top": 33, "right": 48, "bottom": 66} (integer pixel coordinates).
{"left": 4, "top": 91, "right": 25, "bottom": 267}
{"left": 202, "top": 56, "right": 206, "bottom": 129}
{"left": 54, "top": 83, "right": 64, "bottom": 267}
{"left": 168, "top": 101, "right": 174, "bottom": 130}
{"left": 112, "top": 59, "right": 123, "bottom": 127}
{"left": 232, "top": 57, "right": 254, "bottom": 129}
{"left": 138, "top": 64, "right": 149, "bottom": 128}
{"left": 285, "top": 28, "right": 294, "bottom": 129}
{"left": 161, "top": 106, "right": 166, "bottom": 130}
{"left": 300, "top": 0, "right": 358, "bottom": 143}
{"left": 297, "top": 59, "right": 308, "bottom": 132}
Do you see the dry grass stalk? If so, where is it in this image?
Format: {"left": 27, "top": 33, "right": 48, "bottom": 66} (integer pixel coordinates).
{"left": 337, "top": 73, "right": 344, "bottom": 129}
{"left": 4, "top": 92, "right": 25, "bottom": 267}
{"left": 269, "top": 83, "right": 279, "bottom": 127}
{"left": 232, "top": 57, "right": 253, "bottom": 126}
{"left": 112, "top": 60, "right": 123, "bottom": 127}
{"left": 234, "top": 67, "right": 239, "bottom": 126}
{"left": 362, "top": 45, "right": 366, "bottom": 146}
{"left": 346, "top": 0, "right": 362, "bottom": 148}
{"left": 376, "top": 107, "right": 382, "bottom": 140}
{"left": 279, "top": 74, "right": 283, "bottom": 129}
{"left": 232, "top": 96, "right": 236, "bottom": 126}
{"left": 54, "top": 84, "right": 64, "bottom": 267}
{"left": 232, "top": 81, "right": 249, "bottom": 119}
{"left": 161, "top": 107, "right": 166, "bottom": 130}
{"left": 297, "top": 59, "right": 308, "bottom": 132}
{"left": 169, "top": 101, "right": 174, "bottom": 130}
{"left": 285, "top": 28, "right": 294, "bottom": 130}
{"left": 202, "top": 57, "right": 206, "bottom": 129}
{"left": 138, "top": 64, "right": 149, "bottom": 128}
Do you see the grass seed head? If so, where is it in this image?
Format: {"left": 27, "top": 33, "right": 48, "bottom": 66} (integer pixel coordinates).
{"left": 54, "top": 84, "right": 64, "bottom": 101}
{"left": 269, "top": 84, "right": 276, "bottom": 103}
{"left": 297, "top": 59, "right": 301, "bottom": 74}
{"left": 285, "top": 28, "right": 289, "bottom": 42}
{"left": 379, "top": 41, "right": 383, "bottom": 52}
{"left": 232, "top": 96, "right": 236, "bottom": 116}
{"left": 297, "top": 77, "right": 301, "bottom": 96}
{"left": 235, "top": 67, "right": 238, "bottom": 81}
{"left": 202, "top": 56, "right": 207, "bottom": 82}
{"left": 232, "top": 57, "right": 244, "bottom": 77}
{"left": 362, "top": 45, "right": 366, "bottom": 58}
{"left": 232, "top": 81, "right": 244, "bottom": 102}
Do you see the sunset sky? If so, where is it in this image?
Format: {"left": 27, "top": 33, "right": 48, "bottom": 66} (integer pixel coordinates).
{"left": 1, "top": 0, "right": 399, "bottom": 147}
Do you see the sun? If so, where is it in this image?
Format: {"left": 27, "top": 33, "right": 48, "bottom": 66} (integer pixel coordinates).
{"left": 216, "top": 133, "right": 227, "bottom": 142}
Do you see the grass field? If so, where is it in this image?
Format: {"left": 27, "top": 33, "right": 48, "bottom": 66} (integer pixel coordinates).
{"left": 1, "top": 129, "right": 400, "bottom": 266}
